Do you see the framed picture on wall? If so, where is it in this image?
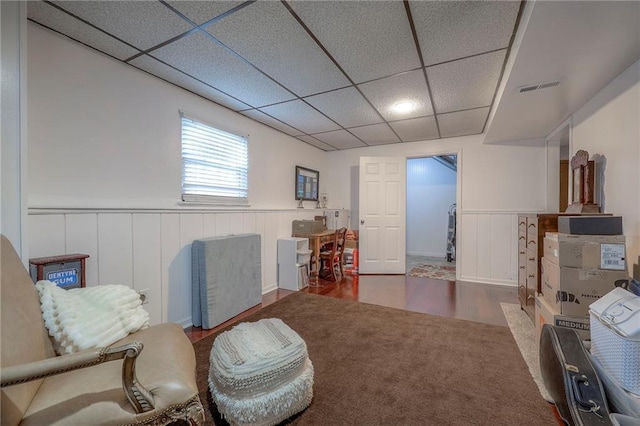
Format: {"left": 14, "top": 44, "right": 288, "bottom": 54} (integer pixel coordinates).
{"left": 295, "top": 166, "right": 319, "bottom": 201}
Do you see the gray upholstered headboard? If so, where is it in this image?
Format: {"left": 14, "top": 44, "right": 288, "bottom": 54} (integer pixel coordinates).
{"left": 192, "top": 234, "right": 262, "bottom": 329}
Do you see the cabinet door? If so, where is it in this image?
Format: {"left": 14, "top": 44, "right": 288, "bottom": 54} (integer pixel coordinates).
{"left": 518, "top": 216, "right": 527, "bottom": 248}
{"left": 517, "top": 247, "right": 527, "bottom": 305}
{"left": 524, "top": 248, "right": 538, "bottom": 318}
{"left": 526, "top": 217, "right": 538, "bottom": 253}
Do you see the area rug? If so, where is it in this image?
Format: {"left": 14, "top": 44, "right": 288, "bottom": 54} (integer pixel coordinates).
{"left": 407, "top": 263, "right": 456, "bottom": 281}
{"left": 501, "top": 302, "right": 553, "bottom": 402}
{"left": 193, "top": 293, "right": 556, "bottom": 425}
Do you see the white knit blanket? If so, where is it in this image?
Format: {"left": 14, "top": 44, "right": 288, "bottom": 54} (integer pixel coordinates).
{"left": 36, "top": 280, "right": 149, "bottom": 355}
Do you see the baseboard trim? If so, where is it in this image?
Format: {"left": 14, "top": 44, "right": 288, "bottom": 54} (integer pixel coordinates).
{"left": 459, "top": 276, "right": 517, "bottom": 287}
{"left": 262, "top": 283, "right": 278, "bottom": 294}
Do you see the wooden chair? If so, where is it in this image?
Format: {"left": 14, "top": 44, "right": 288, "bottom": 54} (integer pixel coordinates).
{"left": 319, "top": 227, "right": 348, "bottom": 282}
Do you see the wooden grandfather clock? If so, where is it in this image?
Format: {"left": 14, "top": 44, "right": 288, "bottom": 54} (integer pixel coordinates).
{"left": 565, "top": 150, "right": 600, "bottom": 213}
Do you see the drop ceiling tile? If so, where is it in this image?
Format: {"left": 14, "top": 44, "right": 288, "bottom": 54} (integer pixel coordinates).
{"left": 164, "top": 1, "right": 245, "bottom": 25}
{"left": 288, "top": 1, "right": 420, "bottom": 83}
{"left": 358, "top": 69, "right": 434, "bottom": 121}
{"left": 27, "top": 1, "right": 140, "bottom": 60}
{"left": 389, "top": 117, "right": 439, "bottom": 142}
{"left": 297, "top": 135, "right": 336, "bottom": 151}
{"left": 206, "top": 1, "right": 349, "bottom": 97}
{"left": 348, "top": 123, "right": 401, "bottom": 146}
{"left": 240, "top": 109, "right": 304, "bottom": 137}
{"left": 152, "top": 32, "right": 295, "bottom": 107}
{"left": 52, "top": 1, "right": 193, "bottom": 51}
{"left": 129, "top": 55, "right": 250, "bottom": 111}
{"left": 259, "top": 100, "right": 340, "bottom": 134}
{"left": 428, "top": 50, "right": 506, "bottom": 114}
{"left": 410, "top": 1, "right": 520, "bottom": 66}
{"left": 438, "top": 107, "right": 490, "bottom": 138}
{"left": 311, "top": 130, "right": 367, "bottom": 150}
{"left": 304, "top": 87, "right": 382, "bottom": 128}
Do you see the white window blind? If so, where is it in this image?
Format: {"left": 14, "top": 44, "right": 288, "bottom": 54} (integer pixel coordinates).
{"left": 181, "top": 113, "right": 248, "bottom": 205}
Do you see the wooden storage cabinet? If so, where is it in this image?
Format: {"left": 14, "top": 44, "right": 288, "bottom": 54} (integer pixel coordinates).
{"left": 517, "top": 214, "right": 562, "bottom": 320}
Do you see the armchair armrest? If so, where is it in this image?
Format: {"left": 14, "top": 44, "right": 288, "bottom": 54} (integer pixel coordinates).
{"left": 1, "top": 342, "right": 155, "bottom": 413}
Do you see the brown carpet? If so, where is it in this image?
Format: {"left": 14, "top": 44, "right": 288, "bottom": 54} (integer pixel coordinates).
{"left": 193, "top": 292, "right": 557, "bottom": 425}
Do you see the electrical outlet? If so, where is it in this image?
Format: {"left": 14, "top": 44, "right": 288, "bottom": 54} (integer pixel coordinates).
{"left": 139, "top": 289, "right": 149, "bottom": 305}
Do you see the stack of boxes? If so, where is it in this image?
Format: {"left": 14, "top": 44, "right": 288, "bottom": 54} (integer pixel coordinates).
{"left": 343, "top": 230, "right": 359, "bottom": 275}
{"left": 535, "top": 216, "right": 628, "bottom": 342}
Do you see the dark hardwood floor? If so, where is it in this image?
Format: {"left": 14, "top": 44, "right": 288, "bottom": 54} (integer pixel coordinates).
{"left": 185, "top": 273, "right": 519, "bottom": 343}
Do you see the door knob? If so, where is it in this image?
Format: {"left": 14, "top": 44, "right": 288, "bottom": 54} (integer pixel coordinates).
{"left": 360, "top": 220, "right": 365, "bottom": 224}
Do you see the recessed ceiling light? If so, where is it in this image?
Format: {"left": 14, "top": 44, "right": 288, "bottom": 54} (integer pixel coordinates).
{"left": 392, "top": 101, "right": 415, "bottom": 114}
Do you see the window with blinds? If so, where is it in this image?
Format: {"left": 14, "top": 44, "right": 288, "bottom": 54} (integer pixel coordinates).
{"left": 181, "top": 113, "right": 248, "bottom": 205}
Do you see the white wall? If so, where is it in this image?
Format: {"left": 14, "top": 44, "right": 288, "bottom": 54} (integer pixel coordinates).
{"left": 26, "top": 23, "right": 329, "bottom": 326}
{"left": 325, "top": 135, "right": 549, "bottom": 286}
{"left": 571, "top": 59, "right": 640, "bottom": 274}
{"left": 1, "top": 1, "right": 28, "bottom": 260}
{"left": 406, "top": 157, "right": 456, "bottom": 258}
{"left": 27, "top": 23, "right": 324, "bottom": 210}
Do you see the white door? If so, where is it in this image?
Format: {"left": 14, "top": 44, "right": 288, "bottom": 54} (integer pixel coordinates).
{"left": 359, "top": 157, "right": 406, "bottom": 274}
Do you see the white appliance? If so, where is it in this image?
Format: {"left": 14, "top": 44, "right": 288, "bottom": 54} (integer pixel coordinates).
{"left": 590, "top": 287, "right": 640, "bottom": 395}
{"left": 324, "top": 209, "right": 350, "bottom": 230}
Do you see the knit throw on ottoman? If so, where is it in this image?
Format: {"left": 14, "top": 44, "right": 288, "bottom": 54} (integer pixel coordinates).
{"left": 209, "top": 318, "right": 314, "bottom": 426}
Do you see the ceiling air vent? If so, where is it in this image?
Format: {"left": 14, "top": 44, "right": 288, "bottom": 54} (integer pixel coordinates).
{"left": 517, "top": 80, "right": 560, "bottom": 93}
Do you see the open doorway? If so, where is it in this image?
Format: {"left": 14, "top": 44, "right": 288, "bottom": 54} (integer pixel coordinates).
{"left": 406, "top": 155, "right": 458, "bottom": 281}
{"left": 547, "top": 121, "right": 571, "bottom": 212}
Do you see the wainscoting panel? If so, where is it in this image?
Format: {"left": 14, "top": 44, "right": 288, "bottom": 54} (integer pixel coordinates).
{"left": 64, "top": 214, "right": 99, "bottom": 286}
{"left": 132, "top": 213, "right": 162, "bottom": 325}
{"left": 28, "top": 209, "right": 320, "bottom": 326}
{"left": 160, "top": 213, "right": 180, "bottom": 323}
{"left": 458, "top": 211, "right": 521, "bottom": 286}
{"left": 490, "top": 214, "right": 514, "bottom": 282}
{"left": 215, "top": 213, "right": 232, "bottom": 236}
{"left": 476, "top": 215, "right": 492, "bottom": 280}
{"left": 263, "top": 212, "right": 280, "bottom": 293}
{"left": 29, "top": 214, "right": 66, "bottom": 258}
{"left": 459, "top": 213, "right": 478, "bottom": 279}
{"left": 203, "top": 213, "right": 216, "bottom": 236}
{"left": 178, "top": 214, "right": 205, "bottom": 326}
{"left": 97, "top": 213, "right": 133, "bottom": 286}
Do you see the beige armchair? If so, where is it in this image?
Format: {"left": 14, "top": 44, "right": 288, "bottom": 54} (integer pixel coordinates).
{"left": 0, "top": 235, "right": 204, "bottom": 425}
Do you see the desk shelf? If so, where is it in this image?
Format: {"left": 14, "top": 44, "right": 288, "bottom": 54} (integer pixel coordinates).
{"left": 277, "top": 238, "right": 310, "bottom": 290}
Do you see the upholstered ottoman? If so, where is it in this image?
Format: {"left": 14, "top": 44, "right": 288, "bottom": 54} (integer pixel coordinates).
{"left": 209, "top": 318, "right": 314, "bottom": 426}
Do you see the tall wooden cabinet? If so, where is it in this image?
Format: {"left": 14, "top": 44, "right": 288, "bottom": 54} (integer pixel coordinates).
{"left": 518, "top": 214, "right": 563, "bottom": 320}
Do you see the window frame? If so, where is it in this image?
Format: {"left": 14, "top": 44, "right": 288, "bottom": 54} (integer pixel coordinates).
{"left": 180, "top": 112, "right": 249, "bottom": 206}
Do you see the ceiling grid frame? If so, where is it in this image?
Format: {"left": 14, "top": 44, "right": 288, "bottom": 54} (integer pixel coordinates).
{"left": 26, "top": 0, "right": 531, "bottom": 151}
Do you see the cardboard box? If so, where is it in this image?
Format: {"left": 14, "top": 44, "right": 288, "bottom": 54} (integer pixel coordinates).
{"left": 541, "top": 257, "right": 629, "bottom": 317}
{"left": 292, "top": 220, "right": 325, "bottom": 235}
{"left": 345, "top": 240, "right": 359, "bottom": 249}
{"left": 558, "top": 215, "right": 623, "bottom": 235}
{"left": 343, "top": 248, "right": 355, "bottom": 266}
{"left": 535, "top": 295, "right": 590, "bottom": 344}
{"left": 343, "top": 247, "right": 358, "bottom": 274}
{"left": 544, "top": 232, "right": 626, "bottom": 270}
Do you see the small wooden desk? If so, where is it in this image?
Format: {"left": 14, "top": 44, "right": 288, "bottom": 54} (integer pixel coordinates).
{"left": 292, "top": 229, "right": 336, "bottom": 280}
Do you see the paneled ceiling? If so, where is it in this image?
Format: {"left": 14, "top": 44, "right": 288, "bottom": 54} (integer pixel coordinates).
{"left": 26, "top": 1, "right": 640, "bottom": 150}
{"left": 27, "top": 0, "right": 523, "bottom": 151}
